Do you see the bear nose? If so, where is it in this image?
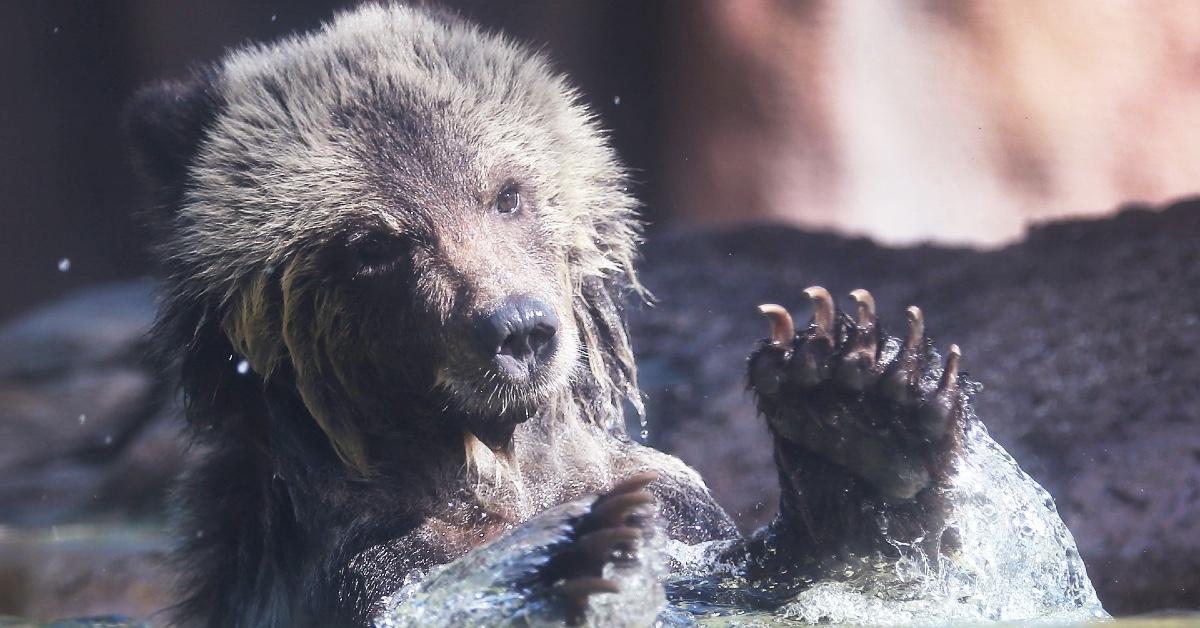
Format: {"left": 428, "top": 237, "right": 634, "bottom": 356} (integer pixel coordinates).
{"left": 476, "top": 296, "right": 560, "bottom": 375}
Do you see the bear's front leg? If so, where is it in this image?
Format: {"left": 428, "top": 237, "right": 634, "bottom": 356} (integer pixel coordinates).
{"left": 375, "top": 474, "right": 663, "bottom": 627}
{"left": 741, "top": 286, "right": 968, "bottom": 586}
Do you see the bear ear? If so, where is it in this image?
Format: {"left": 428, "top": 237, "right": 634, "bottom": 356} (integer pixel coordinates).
{"left": 124, "top": 74, "right": 223, "bottom": 192}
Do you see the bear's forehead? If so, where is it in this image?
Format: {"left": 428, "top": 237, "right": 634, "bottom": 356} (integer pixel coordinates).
{"left": 164, "top": 4, "right": 630, "bottom": 299}
{"left": 180, "top": 6, "right": 575, "bottom": 250}
{"left": 215, "top": 4, "right": 569, "bottom": 156}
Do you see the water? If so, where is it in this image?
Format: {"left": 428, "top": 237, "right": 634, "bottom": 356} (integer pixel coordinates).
{"left": 378, "top": 417, "right": 1107, "bottom": 626}
{"left": 375, "top": 498, "right": 666, "bottom": 627}
{"left": 659, "top": 416, "right": 1105, "bottom": 626}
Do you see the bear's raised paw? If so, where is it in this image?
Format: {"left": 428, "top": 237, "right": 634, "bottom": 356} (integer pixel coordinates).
{"left": 750, "top": 287, "right": 968, "bottom": 502}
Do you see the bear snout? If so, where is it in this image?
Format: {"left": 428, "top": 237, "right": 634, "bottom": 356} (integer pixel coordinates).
{"left": 474, "top": 296, "right": 560, "bottom": 380}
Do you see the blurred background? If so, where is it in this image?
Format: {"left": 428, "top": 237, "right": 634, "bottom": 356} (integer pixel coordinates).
{"left": 1, "top": 0, "right": 1198, "bottom": 622}
{"left": 4, "top": 0, "right": 1200, "bottom": 320}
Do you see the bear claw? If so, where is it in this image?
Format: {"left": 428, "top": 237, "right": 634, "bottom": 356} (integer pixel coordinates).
{"left": 556, "top": 576, "right": 622, "bottom": 619}
{"left": 941, "top": 344, "right": 962, "bottom": 389}
{"left": 542, "top": 473, "right": 658, "bottom": 624}
{"left": 757, "top": 304, "right": 795, "bottom": 346}
{"left": 573, "top": 527, "right": 642, "bottom": 564}
{"left": 917, "top": 345, "right": 963, "bottom": 440}
{"left": 802, "top": 286, "right": 836, "bottom": 338}
{"left": 904, "top": 305, "right": 924, "bottom": 349}
{"left": 839, "top": 289, "right": 881, "bottom": 390}
{"left": 848, "top": 288, "right": 876, "bottom": 325}
{"left": 881, "top": 305, "right": 927, "bottom": 406}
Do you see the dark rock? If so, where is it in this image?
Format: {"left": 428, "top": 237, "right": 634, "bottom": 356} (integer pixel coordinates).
{"left": 0, "top": 279, "right": 188, "bottom": 524}
{"left": 0, "top": 526, "right": 171, "bottom": 622}
{"left": 0, "top": 280, "right": 184, "bottom": 620}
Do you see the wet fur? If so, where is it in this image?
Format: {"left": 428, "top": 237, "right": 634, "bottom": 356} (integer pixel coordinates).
{"left": 128, "top": 5, "right": 734, "bottom": 626}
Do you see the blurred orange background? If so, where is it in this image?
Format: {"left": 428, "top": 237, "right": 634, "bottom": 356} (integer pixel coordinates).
{"left": 666, "top": 1, "right": 1200, "bottom": 245}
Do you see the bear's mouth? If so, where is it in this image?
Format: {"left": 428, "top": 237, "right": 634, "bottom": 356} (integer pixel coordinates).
{"left": 463, "top": 415, "right": 524, "bottom": 452}
{"left": 438, "top": 379, "right": 540, "bottom": 452}
{"left": 438, "top": 370, "right": 553, "bottom": 451}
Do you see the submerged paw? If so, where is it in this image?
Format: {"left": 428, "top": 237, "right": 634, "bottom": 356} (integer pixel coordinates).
{"left": 540, "top": 472, "right": 658, "bottom": 625}
{"left": 749, "top": 287, "right": 967, "bottom": 499}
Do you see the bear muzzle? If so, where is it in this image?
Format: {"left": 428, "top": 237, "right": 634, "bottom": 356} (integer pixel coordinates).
{"left": 474, "top": 295, "right": 561, "bottom": 382}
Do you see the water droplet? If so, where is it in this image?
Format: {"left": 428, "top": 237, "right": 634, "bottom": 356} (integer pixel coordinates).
{"left": 640, "top": 429, "right": 649, "bottom": 440}
{"left": 612, "top": 95, "right": 621, "bottom": 106}
{"left": 104, "top": 434, "right": 113, "bottom": 445}
{"left": 57, "top": 258, "right": 71, "bottom": 272}
{"left": 52, "top": 26, "right": 60, "bottom": 35}
{"left": 270, "top": 14, "right": 277, "bottom": 22}
{"left": 77, "top": 414, "right": 86, "bottom": 425}
{"left": 236, "top": 359, "right": 251, "bottom": 375}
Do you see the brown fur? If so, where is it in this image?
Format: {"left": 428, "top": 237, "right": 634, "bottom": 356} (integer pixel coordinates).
{"left": 127, "top": 5, "right": 734, "bottom": 625}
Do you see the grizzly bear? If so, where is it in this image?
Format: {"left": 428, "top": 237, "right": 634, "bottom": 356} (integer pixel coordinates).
{"left": 125, "top": 4, "right": 1101, "bottom": 626}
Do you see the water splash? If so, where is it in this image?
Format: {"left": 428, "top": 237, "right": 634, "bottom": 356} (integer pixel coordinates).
{"left": 376, "top": 498, "right": 665, "bottom": 627}
{"left": 661, "top": 417, "right": 1105, "bottom": 625}
{"left": 378, "top": 419, "right": 1103, "bottom": 625}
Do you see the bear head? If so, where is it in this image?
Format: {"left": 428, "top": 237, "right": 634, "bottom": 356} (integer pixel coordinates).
{"left": 125, "top": 4, "right": 644, "bottom": 474}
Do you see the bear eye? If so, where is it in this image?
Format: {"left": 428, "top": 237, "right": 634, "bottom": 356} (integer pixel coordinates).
{"left": 495, "top": 183, "right": 521, "bottom": 214}
{"left": 349, "top": 232, "right": 404, "bottom": 275}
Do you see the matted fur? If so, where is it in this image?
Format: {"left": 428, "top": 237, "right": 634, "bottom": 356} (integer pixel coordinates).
{"left": 124, "top": 5, "right": 715, "bottom": 626}
{"left": 143, "top": 4, "right": 646, "bottom": 471}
